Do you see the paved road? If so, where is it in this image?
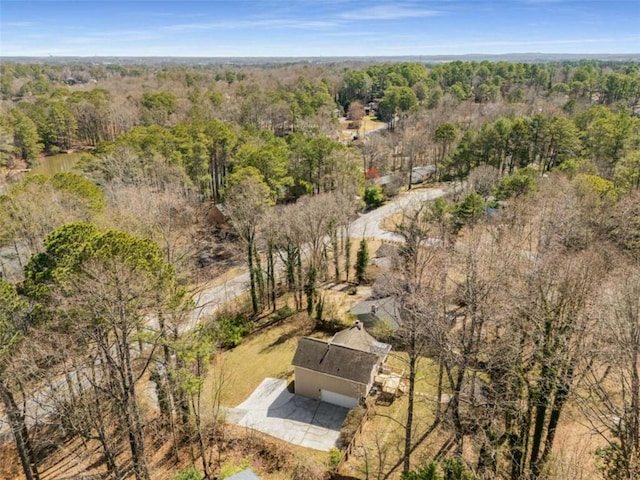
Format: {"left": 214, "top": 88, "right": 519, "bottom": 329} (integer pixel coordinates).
{"left": 185, "top": 186, "right": 447, "bottom": 325}
{"left": 183, "top": 270, "right": 251, "bottom": 330}
{"left": 350, "top": 187, "right": 446, "bottom": 242}
{"left": 0, "top": 185, "right": 447, "bottom": 441}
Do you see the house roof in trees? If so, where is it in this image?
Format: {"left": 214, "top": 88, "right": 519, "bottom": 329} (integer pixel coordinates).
{"left": 349, "top": 296, "right": 401, "bottom": 329}
{"left": 331, "top": 321, "right": 391, "bottom": 358}
{"left": 365, "top": 166, "right": 381, "bottom": 179}
{"left": 292, "top": 337, "right": 379, "bottom": 384}
{"left": 374, "top": 174, "right": 405, "bottom": 189}
{"left": 206, "top": 203, "right": 230, "bottom": 226}
{"left": 411, "top": 165, "right": 436, "bottom": 184}
{"left": 374, "top": 242, "right": 400, "bottom": 259}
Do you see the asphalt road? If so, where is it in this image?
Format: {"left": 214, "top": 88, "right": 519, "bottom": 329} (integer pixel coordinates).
{"left": 184, "top": 185, "right": 447, "bottom": 326}
{"left": 0, "top": 185, "right": 447, "bottom": 441}
{"left": 349, "top": 186, "right": 446, "bottom": 242}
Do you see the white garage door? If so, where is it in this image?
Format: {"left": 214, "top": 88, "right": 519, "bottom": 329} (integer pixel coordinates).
{"left": 320, "top": 389, "right": 359, "bottom": 409}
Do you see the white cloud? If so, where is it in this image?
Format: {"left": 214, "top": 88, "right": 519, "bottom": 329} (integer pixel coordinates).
{"left": 162, "top": 17, "right": 340, "bottom": 32}
{"left": 340, "top": 4, "right": 441, "bottom": 20}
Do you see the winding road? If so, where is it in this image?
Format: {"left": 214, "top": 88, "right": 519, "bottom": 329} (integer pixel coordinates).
{"left": 186, "top": 185, "right": 447, "bottom": 327}
{"left": 0, "top": 185, "right": 447, "bottom": 442}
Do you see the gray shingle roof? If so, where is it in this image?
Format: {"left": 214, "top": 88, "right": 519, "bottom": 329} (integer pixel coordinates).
{"left": 374, "top": 242, "right": 400, "bottom": 258}
{"left": 331, "top": 323, "right": 377, "bottom": 351}
{"left": 349, "top": 296, "right": 400, "bottom": 329}
{"left": 331, "top": 323, "right": 391, "bottom": 359}
{"left": 292, "top": 337, "right": 379, "bottom": 384}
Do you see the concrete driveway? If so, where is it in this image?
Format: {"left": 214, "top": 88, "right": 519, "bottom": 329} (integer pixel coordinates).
{"left": 226, "top": 378, "right": 349, "bottom": 451}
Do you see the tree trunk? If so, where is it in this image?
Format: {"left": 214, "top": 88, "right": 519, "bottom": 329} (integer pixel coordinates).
{"left": 247, "top": 235, "right": 258, "bottom": 315}
{"left": 123, "top": 375, "right": 150, "bottom": 480}
{"left": 296, "top": 250, "right": 304, "bottom": 310}
{"left": 403, "top": 349, "right": 417, "bottom": 474}
{"left": 0, "top": 380, "right": 39, "bottom": 480}
{"left": 331, "top": 229, "right": 340, "bottom": 283}
{"left": 344, "top": 235, "right": 352, "bottom": 283}
{"left": 529, "top": 366, "right": 552, "bottom": 478}
{"left": 538, "top": 365, "right": 574, "bottom": 473}
{"left": 268, "top": 243, "right": 276, "bottom": 312}
{"left": 254, "top": 245, "right": 265, "bottom": 311}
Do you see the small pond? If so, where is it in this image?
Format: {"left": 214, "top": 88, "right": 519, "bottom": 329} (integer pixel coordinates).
{"left": 30, "top": 152, "right": 84, "bottom": 176}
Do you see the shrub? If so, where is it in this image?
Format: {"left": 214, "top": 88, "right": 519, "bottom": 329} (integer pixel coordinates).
{"left": 273, "top": 304, "right": 294, "bottom": 321}
{"left": 219, "top": 456, "right": 252, "bottom": 479}
{"left": 355, "top": 238, "right": 369, "bottom": 284}
{"left": 328, "top": 447, "right": 342, "bottom": 471}
{"left": 442, "top": 457, "right": 477, "bottom": 480}
{"left": 494, "top": 167, "right": 537, "bottom": 200}
{"left": 402, "top": 462, "right": 442, "bottom": 480}
{"left": 364, "top": 185, "right": 385, "bottom": 209}
{"left": 174, "top": 466, "right": 203, "bottom": 480}
{"left": 216, "top": 312, "right": 252, "bottom": 348}
{"left": 454, "top": 192, "right": 485, "bottom": 231}
{"left": 292, "top": 456, "right": 330, "bottom": 480}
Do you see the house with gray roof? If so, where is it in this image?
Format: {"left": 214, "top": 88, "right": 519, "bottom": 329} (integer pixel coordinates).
{"left": 349, "top": 296, "right": 401, "bottom": 330}
{"left": 292, "top": 322, "right": 390, "bottom": 408}
{"left": 410, "top": 165, "right": 436, "bottom": 184}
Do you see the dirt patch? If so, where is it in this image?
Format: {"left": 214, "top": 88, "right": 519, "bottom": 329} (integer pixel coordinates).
{"left": 16, "top": 420, "right": 329, "bottom": 480}
{"left": 0, "top": 443, "right": 22, "bottom": 480}
{"left": 338, "top": 115, "right": 386, "bottom": 142}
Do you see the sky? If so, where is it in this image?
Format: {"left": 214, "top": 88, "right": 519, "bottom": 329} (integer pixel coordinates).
{"left": 0, "top": 0, "right": 639, "bottom": 57}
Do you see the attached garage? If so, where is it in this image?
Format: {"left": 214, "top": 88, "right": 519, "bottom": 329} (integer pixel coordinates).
{"left": 320, "top": 389, "right": 360, "bottom": 409}
{"left": 291, "top": 333, "right": 383, "bottom": 408}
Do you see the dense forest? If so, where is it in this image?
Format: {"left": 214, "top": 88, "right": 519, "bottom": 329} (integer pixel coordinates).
{"left": 0, "top": 58, "right": 639, "bottom": 480}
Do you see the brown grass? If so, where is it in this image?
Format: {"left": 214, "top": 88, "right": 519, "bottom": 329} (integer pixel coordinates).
{"left": 339, "top": 354, "right": 442, "bottom": 478}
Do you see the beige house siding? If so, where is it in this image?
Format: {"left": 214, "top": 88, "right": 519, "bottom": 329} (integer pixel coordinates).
{"left": 294, "top": 366, "right": 369, "bottom": 400}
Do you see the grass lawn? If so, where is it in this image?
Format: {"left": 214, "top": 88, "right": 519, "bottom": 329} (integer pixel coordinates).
{"left": 201, "top": 311, "right": 325, "bottom": 409}
{"left": 340, "top": 354, "right": 443, "bottom": 478}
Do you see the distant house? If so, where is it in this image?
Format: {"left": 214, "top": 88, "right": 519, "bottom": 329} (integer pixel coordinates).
{"left": 366, "top": 166, "right": 402, "bottom": 197}
{"left": 374, "top": 174, "right": 402, "bottom": 197}
{"left": 365, "top": 166, "right": 381, "bottom": 180}
{"left": 206, "top": 203, "right": 237, "bottom": 239}
{"left": 206, "top": 202, "right": 229, "bottom": 227}
{"left": 292, "top": 321, "right": 391, "bottom": 408}
{"left": 349, "top": 296, "right": 401, "bottom": 330}
{"left": 365, "top": 99, "right": 381, "bottom": 116}
{"left": 372, "top": 242, "right": 401, "bottom": 270}
{"left": 410, "top": 165, "right": 436, "bottom": 184}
